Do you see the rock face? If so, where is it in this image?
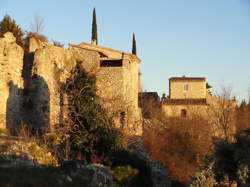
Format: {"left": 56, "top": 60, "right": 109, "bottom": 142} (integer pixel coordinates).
{"left": 126, "top": 135, "right": 171, "bottom": 187}
{"left": 0, "top": 137, "right": 112, "bottom": 187}
{"left": 0, "top": 32, "right": 24, "bottom": 130}
{"left": 0, "top": 137, "right": 58, "bottom": 167}
{"left": 149, "top": 161, "right": 172, "bottom": 187}
{"left": 66, "top": 164, "right": 113, "bottom": 187}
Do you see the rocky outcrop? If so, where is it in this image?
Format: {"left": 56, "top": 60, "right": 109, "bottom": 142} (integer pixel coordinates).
{"left": 0, "top": 137, "right": 58, "bottom": 167}
{"left": 60, "top": 162, "right": 113, "bottom": 187}
{"left": 0, "top": 32, "right": 24, "bottom": 130}
{"left": 149, "top": 161, "right": 172, "bottom": 187}
{"left": 0, "top": 137, "right": 112, "bottom": 187}
{"left": 126, "top": 136, "right": 171, "bottom": 187}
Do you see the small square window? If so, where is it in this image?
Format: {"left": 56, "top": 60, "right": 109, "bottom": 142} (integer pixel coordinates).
{"left": 184, "top": 84, "right": 188, "bottom": 91}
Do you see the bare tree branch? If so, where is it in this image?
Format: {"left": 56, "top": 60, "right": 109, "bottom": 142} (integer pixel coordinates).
{"left": 30, "top": 15, "right": 44, "bottom": 33}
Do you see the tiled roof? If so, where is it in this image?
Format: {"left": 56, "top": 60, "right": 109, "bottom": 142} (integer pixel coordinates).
{"left": 69, "top": 43, "right": 141, "bottom": 63}
{"left": 139, "top": 92, "right": 159, "bottom": 101}
{"left": 170, "top": 77, "right": 206, "bottom": 81}
{"left": 162, "top": 98, "right": 207, "bottom": 105}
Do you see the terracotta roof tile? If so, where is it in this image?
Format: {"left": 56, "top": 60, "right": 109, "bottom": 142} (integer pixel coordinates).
{"left": 162, "top": 98, "right": 207, "bottom": 105}
{"left": 170, "top": 77, "right": 206, "bottom": 81}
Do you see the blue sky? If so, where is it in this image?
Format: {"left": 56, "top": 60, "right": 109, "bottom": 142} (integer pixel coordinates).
{"left": 1, "top": 0, "right": 250, "bottom": 101}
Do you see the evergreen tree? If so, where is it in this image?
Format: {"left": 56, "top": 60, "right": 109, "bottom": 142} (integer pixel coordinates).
{"left": 59, "top": 63, "right": 122, "bottom": 162}
{"left": 132, "top": 33, "right": 137, "bottom": 55}
{"left": 0, "top": 14, "right": 24, "bottom": 47}
{"left": 91, "top": 8, "right": 98, "bottom": 45}
{"left": 206, "top": 82, "right": 212, "bottom": 96}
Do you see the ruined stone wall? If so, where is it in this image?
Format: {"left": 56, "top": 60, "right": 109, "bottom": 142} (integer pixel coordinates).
{"left": 0, "top": 32, "right": 24, "bottom": 129}
{"left": 0, "top": 34, "right": 142, "bottom": 136}
{"left": 29, "top": 37, "right": 51, "bottom": 53}
{"left": 23, "top": 44, "right": 99, "bottom": 129}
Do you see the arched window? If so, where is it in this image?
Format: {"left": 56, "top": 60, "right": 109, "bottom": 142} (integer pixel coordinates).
{"left": 181, "top": 109, "right": 187, "bottom": 117}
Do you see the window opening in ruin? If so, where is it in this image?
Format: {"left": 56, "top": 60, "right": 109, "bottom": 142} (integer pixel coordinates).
{"left": 120, "top": 112, "right": 126, "bottom": 128}
{"left": 181, "top": 109, "right": 187, "bottom": 117}
{"left": 100, "top": 59, "right": 123, "bottom": 67}
{"left": 184, "top": 84, "right": 189, "bottom": 91}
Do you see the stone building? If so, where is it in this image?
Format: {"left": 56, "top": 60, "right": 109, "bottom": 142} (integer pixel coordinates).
{"left": 162, "top": 76, "right": 208, "bottom": 117}
{"left": 69, "top": 42, "right": 142, "bottom": 135}
{"left": 0, "top": 32, "right": 142, "bottom": 135}
{"left": 162, "top": 76, "right": 236, "bottom": 138}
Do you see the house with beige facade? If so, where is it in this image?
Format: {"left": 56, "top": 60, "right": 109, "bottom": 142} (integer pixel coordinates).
{"left": 162, "top": 76, "right": 236, "bottom": 138}
{"left": 162, "top": 76, "right": 209, "bottom": 117}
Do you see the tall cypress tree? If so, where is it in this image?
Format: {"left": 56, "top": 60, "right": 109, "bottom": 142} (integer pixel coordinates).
{"left": 91, "top": 8, "right": 98, "bottom": 45}
{"left": 132, "top": 33, "right": 137, "bottom": 56}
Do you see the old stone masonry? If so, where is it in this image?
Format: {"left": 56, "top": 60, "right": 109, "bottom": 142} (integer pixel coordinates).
{"left": 0, "top": 32, "right": 142, "bottom": 136}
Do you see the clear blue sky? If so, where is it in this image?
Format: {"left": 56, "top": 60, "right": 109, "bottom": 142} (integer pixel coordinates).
{"left": 1, "top": 0, "right": 250, "bottom": 101}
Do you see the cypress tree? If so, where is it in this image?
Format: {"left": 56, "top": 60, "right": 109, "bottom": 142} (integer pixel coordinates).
{"left": 132, "top": 32, "right": 137, "bottom": 56}
{"left": 91, "top": 8, "right": 98, "bottom": 45}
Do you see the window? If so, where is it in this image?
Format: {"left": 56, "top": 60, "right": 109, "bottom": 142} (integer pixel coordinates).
{"left": 100, "top": 60, "right": 123, "bottom": 67}
{"left": 184, "top": 84, "right": 189, "bottom": 91}
{"left": 181, "top": 109, "right": 187, "bottom": 117}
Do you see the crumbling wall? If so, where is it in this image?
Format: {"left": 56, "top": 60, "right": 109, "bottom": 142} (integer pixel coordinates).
{"left": 23, "top": 44, "right": 99, "bottom": 129}
{"left": 0, "top": 34, "right": 142, "bottom": 136}
{"left": 29, "top": 37, "right": 51, "bottom": 53}
{"left": 0, "top": 32, "right": 24, "bottom": 129}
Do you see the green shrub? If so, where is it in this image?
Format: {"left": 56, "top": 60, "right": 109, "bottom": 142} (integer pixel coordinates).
{"left": 110, "top": 149, "right": 153, "bottom": 187}
{"left": 47, "top": 63, "right": 153, "bottom": 186}
{"left": 191, "top": 129, "right": 250, "bottom": 185}
{"left": 52, "top": 62, "right": 123, "bottom": 162}
{"left": 113, "top": 165, "right": 138, "bottom": 186}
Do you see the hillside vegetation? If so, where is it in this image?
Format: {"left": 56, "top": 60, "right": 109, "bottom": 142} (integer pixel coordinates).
{"left": 142, "top": 94, "right": 250, "bottom": 186}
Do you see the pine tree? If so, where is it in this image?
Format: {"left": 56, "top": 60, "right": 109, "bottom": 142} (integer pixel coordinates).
{"left": 132, "top": 33, "right": 137, "bottom": 55}
{"left": 0, "top": 14, "right": 24, "bottom": 48}
{"left": 91, "top": 8, "right": 98, "bottom": 45}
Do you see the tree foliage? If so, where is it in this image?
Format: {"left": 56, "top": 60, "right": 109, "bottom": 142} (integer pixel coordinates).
{"left": 191, "top": 129, "right": 250, "bottom": 186}
{"left": 0, "top": 14, "right": 24, "bottom": 48}
{"left": 91, "top": 8, "right": 98, "bottom": 45}
{"left": 48, "top": 63, "right": 153, "bottom": 186}
{"left": 206, "top": 82, "right": 212, "bottom": 96}
{"left": 54, "top": 63, "right": 122, "bottom": 162}
{"left": 132, "top": 33, "right": 137, "bottom": 56}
